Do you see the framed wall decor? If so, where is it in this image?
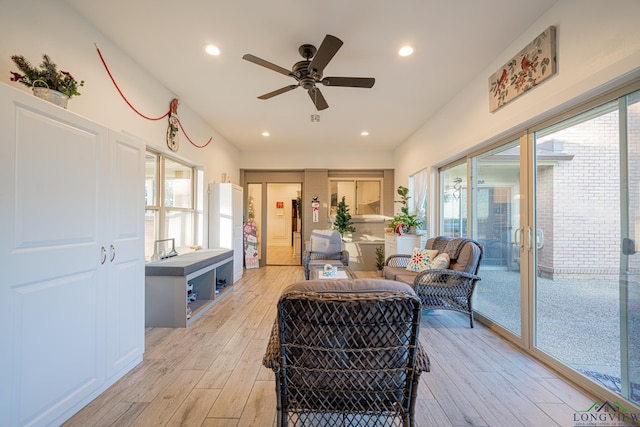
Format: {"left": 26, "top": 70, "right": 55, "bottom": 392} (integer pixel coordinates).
{"left": 489, "top": 26, "right": 557, "bottom": 112}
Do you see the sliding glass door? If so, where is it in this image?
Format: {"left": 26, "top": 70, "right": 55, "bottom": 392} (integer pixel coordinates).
{"left": 445, "top": 87, "right": 640, "bottom": 408}
{"left": 440, "top": 163, "right": 467, "bottom": 238}
{"left": 470, "top": 141, "right": 523, "bottom": 337}
{"left": 622, "top": 90, "right": 640, "bottom": 406}
{"left": 532, "top": 90, "right": 640, "bottom": 406}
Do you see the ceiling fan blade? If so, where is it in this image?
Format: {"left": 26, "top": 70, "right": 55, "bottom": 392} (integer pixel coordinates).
{"left": 258, "top": 85, "right": 298, "bottom": 100}
{"left": 308, "top": 87, "right": 329, "bottom": 110}
{"left": 320, "top": 77, "right": 375, "bottom": 88}
{"left": 242, "top": 54, "right": 292, "bottom": 77}
{"left": 308, "top": 34, "right": 343, "bottom": 77}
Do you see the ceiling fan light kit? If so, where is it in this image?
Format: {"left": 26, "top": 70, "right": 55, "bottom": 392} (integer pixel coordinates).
{"left": 243, "top": 34, "right": 375, "bottom": 111}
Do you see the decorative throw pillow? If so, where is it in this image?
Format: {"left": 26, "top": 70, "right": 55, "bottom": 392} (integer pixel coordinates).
{"left": 406, "top": 248, "right": 439, "bottom": 272}
{"left": 428, "top": 253, "right": 451, "bottom": 270}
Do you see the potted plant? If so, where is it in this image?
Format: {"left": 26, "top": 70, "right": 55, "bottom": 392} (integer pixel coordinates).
{"left": 332, "top": 196, "right": 356, "bottom": 240}
{"left": 10, "top": 54, "right": 84, "bottom": 108}
{"left": 388, "top": 185, "right": 423, "bottom": 234}
{"left": 375, "top": 245, "right": 385, "bottom": 276}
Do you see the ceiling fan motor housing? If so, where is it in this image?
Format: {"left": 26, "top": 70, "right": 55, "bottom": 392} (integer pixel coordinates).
{"left": 242, "top": 34, "right": 374, "bottom": 111}
{"left": 298, "top": 43, "right": 317, "bottom": 60}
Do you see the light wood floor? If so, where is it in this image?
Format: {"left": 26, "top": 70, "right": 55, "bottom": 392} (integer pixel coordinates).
{"left": 266, "top": 245, "right": 300, "bottom": 266}
{"left": 65, "top": 266, "right": 596, "bottom": 427}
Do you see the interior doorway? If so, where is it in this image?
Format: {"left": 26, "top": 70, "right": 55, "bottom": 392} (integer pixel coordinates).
{"left": 266, "top": 183, "right": 302, "bottom": 265}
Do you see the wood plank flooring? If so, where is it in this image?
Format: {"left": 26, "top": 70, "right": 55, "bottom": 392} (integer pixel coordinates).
{"left": 265, "top": 245, "right": 300, "bottom": 266}
{"left": 65, "top": 266, "right": 597, "bottom": 427}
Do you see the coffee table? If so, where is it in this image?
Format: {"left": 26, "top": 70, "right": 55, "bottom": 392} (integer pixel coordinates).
{"left": 309, "top": 264, "right": 357, "bottom": 280}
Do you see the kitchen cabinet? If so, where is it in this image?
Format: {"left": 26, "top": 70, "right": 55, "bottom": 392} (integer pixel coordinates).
{"left": 209, "top": 183, "right": 244, "bottom": 282}
{"left": 0, "top": 83, "right": 145, "bottom": 426}
{"left": 384, "top": 233, "right": 423, "bottom": 257}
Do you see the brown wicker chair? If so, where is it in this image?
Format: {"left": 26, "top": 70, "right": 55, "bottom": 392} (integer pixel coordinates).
{"left": 263, "top": 278, "right": 430, "bottom": 427}
{"left": 384, "top": 237, "right": 483, "bottom": 328}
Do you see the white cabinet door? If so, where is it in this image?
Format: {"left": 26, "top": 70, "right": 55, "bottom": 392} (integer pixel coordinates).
{"left": 0, "top": 84, "right": 109, "bottom": 426}
{"left": 232, "top": 185, "right": 244, "bottom": 281}
{"left": 106, "top": 131, "right": 145, "bottom": 377}
{"left": 384, "top": 233, "right": 422, "bottom": 256}
{"left": 0, "top": 83, "right": 145, "bottom": 427}
{"left": 209, "top": 183, "right": 244, "bottom": 282}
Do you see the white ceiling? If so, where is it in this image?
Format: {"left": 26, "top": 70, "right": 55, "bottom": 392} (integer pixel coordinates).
{"left": 64, "top": 0, "right": 557, "bottom": 153}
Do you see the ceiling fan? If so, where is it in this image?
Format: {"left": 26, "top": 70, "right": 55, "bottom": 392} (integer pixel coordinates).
{"left": 242, "top": 34, "right": 375, "bottom": 110}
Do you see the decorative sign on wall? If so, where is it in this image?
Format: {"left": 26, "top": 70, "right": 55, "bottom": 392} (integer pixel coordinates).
{"left": 311, "top": 197, "right": 320, "bottom": 223}
{"left": 167, "top": 98, "right": 180, "bottom": 151}
{"left": 243, "top": 221, "right": 259, "bottom": 269}
{"left": 488, "top": 26, "right": 557, "bottom": 112}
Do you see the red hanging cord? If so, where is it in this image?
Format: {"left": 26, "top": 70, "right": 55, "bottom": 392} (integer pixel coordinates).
{"left": 95, "top": 44, "right": 169, "bottom": 121}
{"left": 96, "top": 44, "right": 213, "bottom": 148}
{"left": 177, "top": 119, "right": 213, "bottom": 148}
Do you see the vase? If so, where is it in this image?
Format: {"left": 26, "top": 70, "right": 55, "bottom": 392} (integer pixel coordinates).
{"left": 32, "top": 81, "right": 69, "bottom": 109}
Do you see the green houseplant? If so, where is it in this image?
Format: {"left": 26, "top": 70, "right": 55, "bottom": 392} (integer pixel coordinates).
{"left": 332, "top": 196, "right": 356, "bottom": 239}
{"left": 375, "top": 245, "right": 385, "bottom": 276}
{"left": 388, "top": 185, "right": 422, "bottom": 234}
{"left": 10, "top": 54, "right": 84, "bottom": 107}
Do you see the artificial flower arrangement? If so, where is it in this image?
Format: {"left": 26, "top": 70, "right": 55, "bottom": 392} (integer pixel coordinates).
{"left": 10, "top": 54, "right": 84, "bottom": 98}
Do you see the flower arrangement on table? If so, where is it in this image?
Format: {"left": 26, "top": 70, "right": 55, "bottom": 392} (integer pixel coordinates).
{"left": 10, "top": 54, "right": 84, "bottom": 98}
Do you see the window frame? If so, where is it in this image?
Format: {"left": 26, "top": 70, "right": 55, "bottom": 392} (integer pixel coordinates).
{"left": 145, "top": 149, "right": 197, "bottom": 260}
{"left": 328, "top": 177, "right": 384, "bottom": 217}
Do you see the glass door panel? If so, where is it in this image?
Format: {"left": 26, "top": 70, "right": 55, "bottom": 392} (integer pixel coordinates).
{"left": 534, "top": 100, "right": 623, "bottom": 394}
{"left": 623, "top": 91, "right": 640, "bottom": 405}
{"left": 471, "top": 141, "right": 522, "bottom": 336}
{"left": 247, "top": 183, "right": 262, "bottom": 263}
{"left": 441, "top": 163, "right": 467, "bottom": 237}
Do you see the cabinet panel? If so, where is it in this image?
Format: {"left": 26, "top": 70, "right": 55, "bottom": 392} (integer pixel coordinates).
{"left": 107, "top": 132, "right": 145, "bottom": 375}
{"left": 0, "top": 83, "right": 144, "bottom": 426}
{"left": 13, "top": 273, "right": 102, "bottom": 426}
{"left": 0, "top": 84, "right": 108, "bottom": 426}
{"left": 384, "top": 233, "right": 422, "bottom": 256}
{"left": 209, "top": 183, "right": 244, "bottom": 282}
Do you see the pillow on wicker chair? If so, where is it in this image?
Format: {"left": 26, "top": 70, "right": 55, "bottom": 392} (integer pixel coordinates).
{"left": 406, "top": 248, "right": 439, "bottom": 272}
{"left": 428, "top": 253, "right": 450, "bottom": 270}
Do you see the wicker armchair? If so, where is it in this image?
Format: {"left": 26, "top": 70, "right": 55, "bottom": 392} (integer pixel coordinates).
{"left": 264, "top": 278, "right": 430, "bottom": 427}
{"left": 302, "top": 229, "right": 349, "bottom": 279}
{"left": 384, "top": 237, "right": 483, "bottom": 328}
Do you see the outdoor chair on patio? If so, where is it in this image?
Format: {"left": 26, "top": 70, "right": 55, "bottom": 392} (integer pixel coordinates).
{"left": 302, "top": 229, "right": 349, "bottom": 279}
{"left": 263, "top": 278, "right": 430, "bottom": 427}
{"left": 384, "top": 236, "right": 483, "bottom": 328}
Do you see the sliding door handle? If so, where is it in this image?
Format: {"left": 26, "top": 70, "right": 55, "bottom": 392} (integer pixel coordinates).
{"left": 623, "top": 238, "right": 637, "bottom": 255}
{"left": 514, "top": 227, "right": 524, "bottom": 250}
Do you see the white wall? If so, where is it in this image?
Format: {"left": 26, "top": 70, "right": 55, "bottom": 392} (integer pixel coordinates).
{"left": 240, "top": 149, "right": 394, "bottom": 170}
{"left": 4, "top": 1, "right": 639, "bottom": 197}
{"left": 394, "top": 0, "right": 640, "bottom": 205}
{"left": 0, "top": 0, "right": 240, "bottom": 185}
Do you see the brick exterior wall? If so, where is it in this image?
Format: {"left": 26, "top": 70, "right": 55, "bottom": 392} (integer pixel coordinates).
{"left": 536, "top": 109, "right": 622, "bottom": 278}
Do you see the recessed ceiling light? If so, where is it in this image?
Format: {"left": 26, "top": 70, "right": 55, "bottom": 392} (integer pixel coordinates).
{"left": 204, "top": 44, "right": 220, "bottom": 56}
{"left": 360, "top": 131, "right": 369, "bottom": 136}
{"left": 399, "top": 45, "right": 414, "bottom": 57}
{"left": 262, "top": 131, "right": 270, "bottom": 137}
